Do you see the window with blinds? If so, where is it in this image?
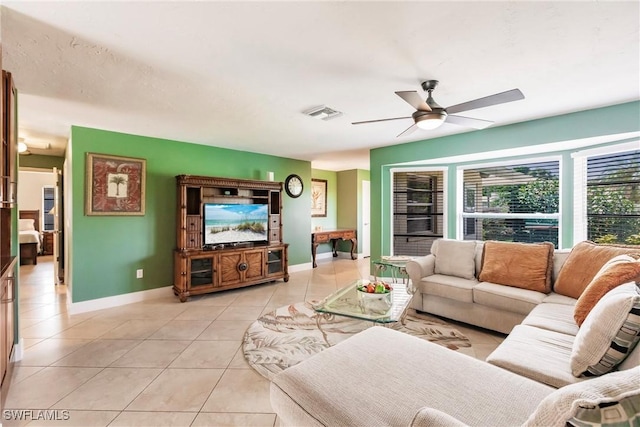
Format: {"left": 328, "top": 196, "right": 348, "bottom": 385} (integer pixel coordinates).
{"left": 460, "top": 160, "right": 560, "bottom": 247}
{"left": 586, "top": 150, "right": 640, "bottom": 245}
{"left": 392, "top": 170, "right": 444, "bottom": 256}
{"left": 43, "top": 186, "right": 54, "bottom": 231}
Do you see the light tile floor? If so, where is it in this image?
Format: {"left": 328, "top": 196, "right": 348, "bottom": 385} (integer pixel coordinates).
{"left": 4, "top": 256, "right": 504, "bottom": 426}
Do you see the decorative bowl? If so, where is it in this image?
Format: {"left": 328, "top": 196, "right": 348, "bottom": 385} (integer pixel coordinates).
{"left": 356, "top": 281, "right": 393, "bottom": 313}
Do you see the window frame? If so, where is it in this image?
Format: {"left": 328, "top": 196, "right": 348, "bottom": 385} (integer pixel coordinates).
{"left": 456, "top": 156, "right": 563, "bottom": 247}
{"left": 571, "top": 141, "right": 640, "bottom": 245}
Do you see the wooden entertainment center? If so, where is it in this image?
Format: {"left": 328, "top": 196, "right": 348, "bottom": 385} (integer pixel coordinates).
{"left": 173, "top": 175, "right": 289, "bottom": 302}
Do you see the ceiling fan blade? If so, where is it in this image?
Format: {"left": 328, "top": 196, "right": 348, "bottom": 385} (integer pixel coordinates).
{"left": 446, "top": 115, "right": 494, "bottom": 129}
{"left": 395, "top": 91, "right": 432, "bottom": 112}
{"left": 446, "top": 89, "right": 524, "bottom": 115}
{"left": 351, "top": 116, "right": 412, "bottom": 125}
{"left": 397, "top": 123, "right": 418, "bottom": 137}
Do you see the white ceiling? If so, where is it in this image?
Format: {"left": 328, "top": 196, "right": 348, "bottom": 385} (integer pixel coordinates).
{"left": 2, "top": 1, "right": 639, "bottom": 170}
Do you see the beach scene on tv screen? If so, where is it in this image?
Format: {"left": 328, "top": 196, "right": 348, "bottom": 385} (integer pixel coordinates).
{"left": 204, "top": 204, "right": 268, "bottom": 244}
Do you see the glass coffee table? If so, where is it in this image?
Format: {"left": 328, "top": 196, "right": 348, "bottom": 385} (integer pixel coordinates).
{"left": 312, "top": 279, "right": 415, "bottom": 324}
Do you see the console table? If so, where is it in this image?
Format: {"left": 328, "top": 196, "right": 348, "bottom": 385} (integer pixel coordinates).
{"left": 311, "top": 229, "right": 357, "bottom": 268}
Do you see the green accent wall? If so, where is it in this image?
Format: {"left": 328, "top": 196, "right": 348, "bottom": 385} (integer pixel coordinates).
{"left": 70, "top": 126, "right": 311, "bottom": 303}
{"left": 370, "top": 101, "right": 640, "bottom": 261}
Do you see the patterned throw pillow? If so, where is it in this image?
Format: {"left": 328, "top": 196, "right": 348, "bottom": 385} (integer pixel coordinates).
{"left": 523, "top": 369, "right": 640, "bottom": 427}
{"left": 574, "top": 255, "right": 640, "bottom": 327}
{"left": 570, "top": 283, "right": 640, "bottom": 377}
{"left": 568, "top": 393, "right": 640, "bottom": 426}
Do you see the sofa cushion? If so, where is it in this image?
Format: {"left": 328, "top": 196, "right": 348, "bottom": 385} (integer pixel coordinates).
{"left": 521, "top": 303, "right": 579, "bottom": 336}
{"left": 418, "top": 274, "right": 476, "bottom": 303}
{"left": 574, "top": 254, "right": 640, "bottom": 327}
{"left": 411, "top": 408, "right": 468, "bottom": 427}
{"left": 271, "top": 327, "right": 554, "bottom": 427}
{"left": 432, "top": 239, "right": 477, "bottom": 280}
{"left": 479, "top": 241, "right": 554, "bottom": 293}
{"left": 523, "top": 368, "right": 640, "bottom": 427}
{"left": 551, "top": 250, "right": 571, "bottom": 284}
{"left": 473, "top": 282, "right": 546, "bottom": 315}
{"left": 486, "top": 324, "right": 580, "bottom": 388}
{"left": 570, "top": 282, "right": 640, "bottom": 377}
{"left": 554, "top": 241, "right": 639, "bottom": 299}
{"left": 543, "top": 292, "right": 578, "bottom": 306}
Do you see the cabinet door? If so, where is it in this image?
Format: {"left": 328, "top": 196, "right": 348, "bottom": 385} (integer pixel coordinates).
{"left": 5, "top": 271, "right": 13, "bottom": 376}
{"left": 0, "top": 270, "right": 13, "bottom": 386}
{"left": 188, "top": 255, "right": 216, "bottom": 289}
{"left": 0, "top": 279, "right": 5, "bottom": 385}
{"left": 219, "top": 252, "right": 242, "bottom": 286}
{"left": 266, "top": 247, "right": 284, "bottom": 276}
{"left": 244, "top": 249, "right": 265, "bottom": 280}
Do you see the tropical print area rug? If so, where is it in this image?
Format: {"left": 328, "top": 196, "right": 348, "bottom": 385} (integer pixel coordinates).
{"left": 243, "top": 301, "right": 474, "bottom": 380}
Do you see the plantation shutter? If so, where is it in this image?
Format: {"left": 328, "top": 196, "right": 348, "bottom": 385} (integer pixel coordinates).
{"left": 586, "top": 150, "right": 640, "bottom": 245}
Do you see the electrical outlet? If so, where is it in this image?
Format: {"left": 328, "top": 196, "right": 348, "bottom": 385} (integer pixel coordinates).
{"left": 136, "top": 269, "right": 143, "bottom": 279}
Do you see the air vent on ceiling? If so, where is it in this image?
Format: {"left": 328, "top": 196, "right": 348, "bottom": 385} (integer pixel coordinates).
{"left": 303, "top": 105, "right": 343, "bottom": 121}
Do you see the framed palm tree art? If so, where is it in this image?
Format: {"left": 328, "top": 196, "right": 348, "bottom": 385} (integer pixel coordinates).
{"left": 85, "top": 153, "right": 146, "bottom": 215}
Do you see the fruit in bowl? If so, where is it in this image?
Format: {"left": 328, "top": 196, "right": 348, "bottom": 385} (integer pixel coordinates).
{"left": 356, "top": 281, "right": 393, "bottom": 314}
{"left": 357, "top": 281, "right": 393, "bottom": 294}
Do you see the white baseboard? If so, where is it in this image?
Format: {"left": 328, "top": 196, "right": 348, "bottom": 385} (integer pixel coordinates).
{"left": 12, "top": 338, "right": 24, "bottom": 362}
{"left": 68, "top": 285, "right": 173, "bottom": 315}
{"left": 66, "top": 253, "right": 362, "bottom": 314}
{"left": 288, "top": 262, "right": 313, "bottom": 273}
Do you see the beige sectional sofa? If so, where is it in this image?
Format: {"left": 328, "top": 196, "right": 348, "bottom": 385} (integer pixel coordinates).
{"left": 405, "top": 239, "right": 574, "bottom": 334}
{"left": 270, "top": 239, "right": 640, "bottom": 426}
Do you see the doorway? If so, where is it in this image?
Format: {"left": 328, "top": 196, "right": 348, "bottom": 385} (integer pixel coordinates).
{"left": 362, "top": 180, "right": 371, "bottom": 258}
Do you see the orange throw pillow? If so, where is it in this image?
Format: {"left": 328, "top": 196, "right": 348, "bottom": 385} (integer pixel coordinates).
{"left": 554, "top": 241, "right": 640, "bottom": 299}
{"left": 574, "top": 255, "right": 640, "bottom": 326}
{"left": 479, "top": 241, "right": 554, "bottom": 293}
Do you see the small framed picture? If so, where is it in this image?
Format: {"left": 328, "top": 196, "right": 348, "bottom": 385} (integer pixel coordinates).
{"left": 85, "top": 153, "right": 146, "bottom": 216}
{"left": 311, "top": 178, "right": 327, "bottom": 217}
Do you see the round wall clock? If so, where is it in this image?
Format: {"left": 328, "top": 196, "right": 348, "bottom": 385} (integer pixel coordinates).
{"left": 284, "top": 174, "right": 304, "bottom": 198}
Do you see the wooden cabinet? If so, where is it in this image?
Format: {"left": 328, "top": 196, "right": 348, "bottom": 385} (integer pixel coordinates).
{"left": 42, "top": 231, "right": 54, "bottom": 255}
{"left": 0, "top": 258, "right": 16, "bottom": 386}
{"left": 173, "top": 175, "right": 289, "bottom": 302}
{"left": 0, "top": 69, "right": 17, "bottom": 401}
{"left": 0, "top": 71, "right": 16, "bottom": 208}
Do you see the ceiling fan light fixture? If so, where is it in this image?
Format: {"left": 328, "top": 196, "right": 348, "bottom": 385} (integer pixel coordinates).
{"left": 415, "top": 111, "right": 447, "bottom": 130}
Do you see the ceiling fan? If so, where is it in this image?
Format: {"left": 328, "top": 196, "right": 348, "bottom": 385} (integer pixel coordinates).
{"left": 352, "top": 80, "right": 524, "bottom": 137}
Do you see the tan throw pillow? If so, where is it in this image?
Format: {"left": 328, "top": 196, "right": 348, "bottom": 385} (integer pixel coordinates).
{"left": 478, "top": 241, "right": 554, "bottom": 293}
{"left": 570, "top": 282, "right": 640, "bottom": 377}
{"left": 574, "top": 255, "right": 640, "bottom": 326}
{"left": 433, "top": 239, "right": 476, "bottom": 280}
{"left": 554, "top": 241, "right": 639, "bottom": 299}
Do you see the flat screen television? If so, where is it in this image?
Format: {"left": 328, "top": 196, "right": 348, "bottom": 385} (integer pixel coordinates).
{"left": 203, "top": 203, "right": 269, "bottom": 245}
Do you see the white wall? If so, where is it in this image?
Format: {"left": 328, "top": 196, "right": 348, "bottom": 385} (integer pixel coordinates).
{"left": 18, "top": 170, "right": 56, "bottom": 229}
